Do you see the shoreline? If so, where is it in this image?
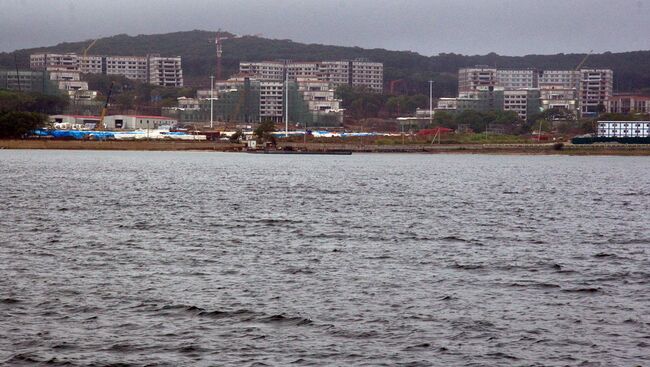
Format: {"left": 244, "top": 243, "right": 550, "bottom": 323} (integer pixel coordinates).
{"left": 1, "top": 139, "right": 650, "bottom": 156}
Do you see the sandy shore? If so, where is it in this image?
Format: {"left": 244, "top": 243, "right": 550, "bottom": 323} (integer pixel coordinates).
{"left": 2, "top": 139, "right": 650, "bottom": 156}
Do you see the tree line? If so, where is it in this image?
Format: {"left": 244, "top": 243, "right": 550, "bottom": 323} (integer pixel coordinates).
{"left": 4, "top": 30, "right": 650, "bottom": 95}
{"left": 0, "top": 90, "right": 68, "bottom": 138}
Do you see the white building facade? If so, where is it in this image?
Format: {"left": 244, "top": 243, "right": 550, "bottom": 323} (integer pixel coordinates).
{"left": 458, "top": 66, "right": 613, "bottom": 117}
{"left": 239, "top": 59, "right": 383, "bottom": 93}
{"left": 597, "top": 121, "right": 650, "bottom": 137}
{"left": 30, "top": 52, "right": 183, "bottom": 87}
{"left": 458, "top": 67, "right": 497, "bottom": 92}
{"left": 578, "top": 69, "right": 613, "bottom": 116}
{"left": 148, "top": 56, "right": 183, "bottom": 87}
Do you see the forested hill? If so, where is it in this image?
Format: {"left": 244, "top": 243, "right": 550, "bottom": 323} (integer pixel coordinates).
{"left": 2, "top": 29, "right": 650, "bottom": 96}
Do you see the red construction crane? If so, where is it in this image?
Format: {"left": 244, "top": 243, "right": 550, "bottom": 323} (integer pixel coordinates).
{"left": 215, "top": 33, "right": 233, "bottom": 80}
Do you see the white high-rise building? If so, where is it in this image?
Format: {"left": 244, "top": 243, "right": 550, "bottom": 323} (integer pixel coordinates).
{"left": 458, "top": 67, "right": 497, "bottom": 92}
{"left": 259, "top": 81, "right": 285, "bottom": 120}
{"left": 539, "top": 84, "right": 577, "bottom": 114}
{"left": 105, "top": 56, "right": 149, "bottom": 81}
{"left": 578, "top": 69, "right": 613, "bottom": 116}
{"left": 287, "top": 62, "right": 320, "bottom": 80}
{"left": 79, "top": 56, "right": 103, "bottom": 74}
{"left": 240, "top": 59, "right": 383, "bottom": 93}
{"left": 350, "top": 60, "right": 383, "bottom": 92}
{"left": 296, "top": 77, "right": 341, "bottom": 113}
{"left": 239, "top": 61, "right": 285, "bottom": 81}
{"left": 30, "top": 52, "right": 183, "bottom": 87}
{"left": 318, "top": 61, "right": 350, "bottom": 87}
{"left": 458, "top": 66, "right": 613, "bottom": 117}
{"left": 29, "top": 53, "right": 79, "bottom": 72}
{"left": 497, "top": 69, "right": 536, "bottom": 90}
{"left": 148, "top": 56, "right": 183, "bottom": 87}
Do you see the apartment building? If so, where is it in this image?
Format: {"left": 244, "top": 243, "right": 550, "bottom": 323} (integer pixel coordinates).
{"left": 29, "top": 53, "right": 78, "bottom": 72}
{"left": 30, "top": 52, "right": 183, "bottom": 87}
{"left": 79, "top": 56, "right": 103, "bottom": 74}
{"left": 351, "top": 60, "right": 383, "bottom": 92}
{"left": 239, "top": 59, "right": 383, "bottom": 93}
{"left": 0, "top": 70, "right": 58, "bottom": 94}
{"left": 148, "top": 56, "right": 183, "bottom": 87}
{"left": 497, "top": 69, "right": 537, "bottom": 90}
{"left": 540, "top": 84, "right": 577, "bottom": 114}
{"left": 297, "top": 78, "right": 341, "bottom": 113}
{"left": 578, "top": 69, "right": 613, "bottom": 116}
{"left": 458, "top": 66, "right": 613, "bottom": 117}
{"left": 105, "top": 56, "right": 148, "bottom": 80}
{"left": 212, "top": 76, "right": 286, "bottom": 121}
{"left": 538, "top": 70, "right": 576, "bottom": 88}
{"left": 606, "top": 95, "right": 650, "bottom": 114}
{"left": 458, "top": 67, "right": 497, "bottom": 92}
{"left": 287, "top": 62, "right": 320, "bottom": 80}
{"left": 239, "top": 61, "right": 285, "bottom": 81}
{"left": 503, "top": 89, "right": 541, "bottom": 120}
{"left": 456, "top": 86, "right": 504, "bottom": 113}
{"left": 318, "top": 61, "right": 350, "bottom": 87}
{"left": 259, "top": 81, "right": 285, "bottom": 121}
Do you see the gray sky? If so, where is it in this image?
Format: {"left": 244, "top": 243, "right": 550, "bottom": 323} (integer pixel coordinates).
{"left": 2, "top": 0, "right": 650, "bottom": 56}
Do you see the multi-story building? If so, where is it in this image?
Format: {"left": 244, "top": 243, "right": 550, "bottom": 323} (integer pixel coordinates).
{"left": 606, "top": 95, "right": 650, "bottom": 114}
{"left": 503, "top": 89, "right": 541, "bottom": 121}
{"left": 457, "top": 66, "right": 613, "bottom": 117}
{"left": 239, "top": 59, "right": 383, "bottom": 92}
{"left": 456, "top": 86, "right": 504, "bottom": 113}
{"left": 538, "top": 70, "right": 576, "bottom": 89}
{"left": 30, "top": 52, "right": 183, "bottom": 87}
{"left": 182, "top": 75, "right": 344, "bottom": 126}
{"left": 297, "top": 78, "right": 340, "bottom": 113}
{"left": 148, "top": 56, "right": 183, "bottom": 87}
{"left": 295, "top": 78, "right": 343, "bottom": 127}
{"left": 239, "top": 61, "right": 285, "bottom": 81}
{"left": 104, "top": 56, "right": 149, "bottom": 81}
{"left": 318, "top": 61, "right": 350, "bottom": 87}
{"left": 458, "top": 67, "right": 497, "bottom": 92}
{"left": 435, "top": 98, "right": 458, "bottom": 111}
{"left": 259, "top": 81, "right": 285, "bottom": 121}
{"left": 29, "top": 53, "right": 79, "bottom": 72}
{"left": 497, "top": 69, "right": 537, "bottom": 90}
{"left": 287, "top": 62, "right": 320, "bottom": 80}
{"left": 539, "top": 84, "right": 577, "bottom": 115}
{"left": 0, "top": 70, "right": 59, "bottom": 94}
{"left": 350, "top": 60, "right": 383, "bottom": 92}
{"left": 79, "top": 56, "right": 103, "bottom": 74}
{"left": 578, "top": 69, "right": 613, "bottom": 116}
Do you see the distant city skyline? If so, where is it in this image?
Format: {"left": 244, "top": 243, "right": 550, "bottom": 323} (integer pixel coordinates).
{"left": 2, "top": 0, "right": 650, "bottom": 56}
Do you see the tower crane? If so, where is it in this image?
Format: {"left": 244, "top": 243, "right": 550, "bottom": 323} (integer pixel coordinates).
{"left": 574, "top": 50, "right": 593, "bottom": 116}
{"left": 215, "top": 32, "right": 232, "bottom": 80}
{"left": 82, "top": 39, "right": 98, "bottom": 58}
{"left": 97, "top": 81, "right": 114, "bottom": 131}
{"left": 575, "top": 50, "right": 593, "bottom": 71}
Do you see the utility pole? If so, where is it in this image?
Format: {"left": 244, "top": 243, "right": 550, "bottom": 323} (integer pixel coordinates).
{"left": 285, "top": 71, "right": 289, "bottom": 138}
{"left": 210, "top": 75, "right": 214, "bottom": 129}
{"left": 429, "top": 80, "right": 433, "bottom": 126}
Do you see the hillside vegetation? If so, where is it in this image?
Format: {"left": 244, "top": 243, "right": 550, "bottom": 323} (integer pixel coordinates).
{"left": 2, "top": 30, "right": 650, "bottom": 96}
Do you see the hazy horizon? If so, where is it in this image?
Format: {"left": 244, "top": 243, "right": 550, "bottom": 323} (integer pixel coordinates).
{"left": 2, "top": 0, "right": 650, "bottom": 56}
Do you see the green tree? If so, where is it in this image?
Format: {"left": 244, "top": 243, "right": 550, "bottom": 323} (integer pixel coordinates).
{"left": 0, "top": 111, "right": 46, "bottom": 138}
{"left": 433, "top": 111, "right": 456, "bottom": 129}
{"left": 229, "top": 129, "right": 244, "bottom": 143}
{"left": 254, "top": 120, "right": 276, "bottom": 143}
{"left": 455, "top": 110, "right": 484, "bottom": 132}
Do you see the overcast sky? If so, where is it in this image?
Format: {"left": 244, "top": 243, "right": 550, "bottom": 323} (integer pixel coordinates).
{"left": 2, "top": 0, "right": 650, "bottom": 56}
